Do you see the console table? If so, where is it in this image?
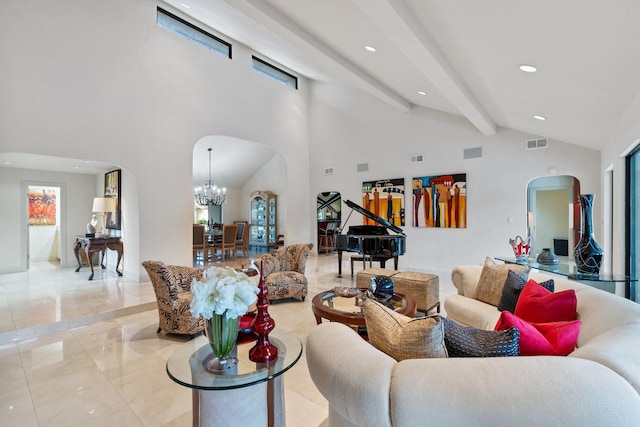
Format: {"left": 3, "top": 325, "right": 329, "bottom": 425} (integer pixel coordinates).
{"left": 166, "top": 329, "right": 302, "bottom": 427}
{"left": 495, "top": 256, "right": 637, "bottom": 300}
{"left": 74, "top": 236, "right": 123, "bottom": 280}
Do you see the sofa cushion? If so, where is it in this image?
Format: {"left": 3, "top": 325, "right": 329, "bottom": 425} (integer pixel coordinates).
{"left": 515, "top": 281, "right": 577, "bottom": 323}
{"left": 495, "top": 311, "right": 581, "bottom": 356}
{"left": 498, "top": 273, "right": 555, "bottom": 313}
{"left": 363, "top": 298, "right": 447, "bottom": 361}
{"left": 474, "top": 258, "right": 530, "bottom": 306}
{"left": 443, "top": 317, "right": 519, "bottom": 357}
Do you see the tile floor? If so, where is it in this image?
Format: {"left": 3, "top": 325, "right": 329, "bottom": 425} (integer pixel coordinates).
{"left": 0, "top": 250, "right": 456, "bottom": 427}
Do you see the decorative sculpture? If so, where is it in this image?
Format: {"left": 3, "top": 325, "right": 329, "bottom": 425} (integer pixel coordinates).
{"left": 509, "top": 235, "right": 532, "bottom": 262}
{"left": 86, "top": 215, "right": 98, "bottom": 235}
{"left": 249, "top": 260, "right": 278, "bottom": 363}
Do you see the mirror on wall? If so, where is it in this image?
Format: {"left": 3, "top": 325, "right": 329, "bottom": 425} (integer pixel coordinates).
{"left": 317, "top": 192, "right": 341, "bottom": 254}
{"left": 527, "top": 175, "right": 580, "bottom": 258}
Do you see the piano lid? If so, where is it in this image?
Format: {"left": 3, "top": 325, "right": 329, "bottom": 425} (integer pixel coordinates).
{"left": 344, "top": 199, "right": 405, "bottom": 236}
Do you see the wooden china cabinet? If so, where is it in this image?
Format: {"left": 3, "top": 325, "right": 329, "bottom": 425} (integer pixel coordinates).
{"left": 250, "top": 191, "right": 277, "bottom": 249}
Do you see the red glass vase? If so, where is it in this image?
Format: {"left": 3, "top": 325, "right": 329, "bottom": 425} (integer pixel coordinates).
{"left": 249, "top": 261, "right": 278, "bottom": 363}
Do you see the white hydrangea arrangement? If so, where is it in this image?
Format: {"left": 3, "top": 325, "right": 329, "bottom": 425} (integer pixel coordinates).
{"left": 190, "top": 266, "right": 259, "bottom": 320}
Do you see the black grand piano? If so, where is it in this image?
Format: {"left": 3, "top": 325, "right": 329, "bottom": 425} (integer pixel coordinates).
{"left": 335, "top": 199, "right": 406, "bottom": 277}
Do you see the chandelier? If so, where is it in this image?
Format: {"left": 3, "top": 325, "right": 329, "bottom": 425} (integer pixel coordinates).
{"left": 194, "top": 148, "right": 226, "bottom": 206}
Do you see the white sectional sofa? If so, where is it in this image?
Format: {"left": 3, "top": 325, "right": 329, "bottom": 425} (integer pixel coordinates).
{"left": 306, "top": 265, "right": 640, "bottom": 427}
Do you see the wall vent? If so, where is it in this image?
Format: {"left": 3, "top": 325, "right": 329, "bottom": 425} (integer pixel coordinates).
{"left": 410, "top": 154, "right": 424, "bottom": 163}
{"left": 357, "top": 163, "right": 369, "bottom": 173}
{"left": 324, "top": 167, "right": 334, "bottom": 176}
{"left": 463, "top": 147, "right": 482, "bottom": 159}
{"left": 526, "top": 138, "right": 548, "bottom": 150}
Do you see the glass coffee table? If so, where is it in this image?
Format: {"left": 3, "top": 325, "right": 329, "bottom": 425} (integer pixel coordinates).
{"left": 166, "top": 329, "right": 302, "bottom": 427}
{"left": 311, "top": 288, "right": 416, "bottom": 328}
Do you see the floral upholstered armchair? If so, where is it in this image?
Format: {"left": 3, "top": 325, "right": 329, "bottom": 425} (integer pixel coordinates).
{"left": 254, "top": 243, "right": 313, "bottom": 302}
{"left": 142, "top": 260, "right": 204, "bottom": 336}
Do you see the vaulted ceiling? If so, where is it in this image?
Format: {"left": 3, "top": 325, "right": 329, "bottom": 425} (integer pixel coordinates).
{"left": 6, "top": 1, "right": 640, "bottom": 185}
{"left": 168, "top": 0, "right": 640, "bottom": 153}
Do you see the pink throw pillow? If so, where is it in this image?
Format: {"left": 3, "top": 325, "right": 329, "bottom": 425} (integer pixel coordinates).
{"left": 514, "top": 281, "right": 577, "bottom": 323}
{"left": 495, "top": 311, "right": 581, "bottom": 356}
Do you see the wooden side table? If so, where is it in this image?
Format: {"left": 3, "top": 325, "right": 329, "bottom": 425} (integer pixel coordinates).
{"left": 73, "top": 236, "right": 123, "bottom": 280}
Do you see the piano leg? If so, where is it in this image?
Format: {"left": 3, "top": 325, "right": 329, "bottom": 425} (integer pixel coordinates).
{"left": 337, "top": 250, "right": 343, "bottom": 278}
{"left": 393, "top": 256, "right": 399, "bottom": 270}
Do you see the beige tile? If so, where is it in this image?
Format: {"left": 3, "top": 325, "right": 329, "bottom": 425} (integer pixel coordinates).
{"left": 0, "top": 255, "right": 454, "bottom": 426}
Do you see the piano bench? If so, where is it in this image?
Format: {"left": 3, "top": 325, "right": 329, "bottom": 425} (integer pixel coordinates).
{"left": 356, "top": 269, "right": 440, "bottom": 315}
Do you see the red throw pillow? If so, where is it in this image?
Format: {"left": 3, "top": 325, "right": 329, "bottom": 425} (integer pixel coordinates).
{"left": 495, "top": 311, "right": 581, "bottom": 356}
{"left": 514, "top": 281, "right": 577, "bottom": 323}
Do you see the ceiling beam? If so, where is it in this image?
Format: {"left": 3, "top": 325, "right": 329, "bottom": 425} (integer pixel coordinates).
{"left": 223, "top": 0, "right": 411, "bottom": 112}
{"left": 353, "top": 0, "right": 496, "bottom": 136}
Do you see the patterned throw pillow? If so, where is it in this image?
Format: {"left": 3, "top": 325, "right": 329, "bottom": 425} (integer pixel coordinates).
{"left": 498, "top": 272, "right": 555, "bottom": 313}
{"left": 443, "top": 317, "right": 519, "bottom": 357}
{"left": 363, "top": 299, "right": 447, "bottom": 361}
{"left": 474, "top": 257, "right": 531, "bottom": 306}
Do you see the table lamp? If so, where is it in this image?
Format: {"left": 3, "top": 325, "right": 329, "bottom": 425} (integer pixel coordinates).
{"left": 92, "top": 197, "right": 116, "bottom": 236}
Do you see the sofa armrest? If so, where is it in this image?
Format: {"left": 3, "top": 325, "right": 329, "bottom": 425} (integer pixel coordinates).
{"left": 306, "top": 322, "right": 395, "bottom": 427}
{"left": 450, "top": 265, "right": 483, "bottom": 297}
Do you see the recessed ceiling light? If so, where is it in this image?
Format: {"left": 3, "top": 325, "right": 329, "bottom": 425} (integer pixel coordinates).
{"left": 533, "top": 115, "right": 547, "bottom": 121}
{"left": 519, "top": 64, "right": 538, "bottom": 73}
{"left": 1, "top": 161, "right": 14, "bottom": 165}
{"left": 180, "top": 3, "right": 191, "bottom": 9}
{"left": 365, "top": 46, "right": 376, "bottom": 52}
{"left": 417, "top": 91, "right": 427, "bottom": 96}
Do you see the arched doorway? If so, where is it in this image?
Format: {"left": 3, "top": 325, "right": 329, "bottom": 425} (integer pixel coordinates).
{"left": 317, "top": 191, "right": 341, "bottom": 253}
{"left": 527, "top": 175, "right": 580, "bottom": 258}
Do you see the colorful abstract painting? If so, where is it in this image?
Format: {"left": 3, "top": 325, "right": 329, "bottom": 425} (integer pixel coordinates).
{"left": 28, "top": 188, "right": 56, "bottom": 226}
{"left": 361, "top": 178, "right": 405, "bottom": 226}
{"left": 412, "top": 173, "right": 466, "bottom": 228}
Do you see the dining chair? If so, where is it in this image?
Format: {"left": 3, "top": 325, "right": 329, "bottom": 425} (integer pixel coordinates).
{"left": 192, "top": 224, "right": 209, "bottom": 263}
{"left": 234, "top": 221, "right": 249, "bottom": 258}
{"left": 214, "top": 224, "right": 238, "bottom": 262}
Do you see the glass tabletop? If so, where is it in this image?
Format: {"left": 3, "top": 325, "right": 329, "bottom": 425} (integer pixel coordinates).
{"left": 495, "top": 256, "right": 637, "bottom": 282}
{"left": 166, "top": 329, "right": 302, "bottom": 391}
{"left": 319, "top": 289, "right": 408, "bottom": 314}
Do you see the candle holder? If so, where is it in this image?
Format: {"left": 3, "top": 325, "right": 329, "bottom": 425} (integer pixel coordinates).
{"left": 249, "top": 260, "right": 278, "bottom": 363}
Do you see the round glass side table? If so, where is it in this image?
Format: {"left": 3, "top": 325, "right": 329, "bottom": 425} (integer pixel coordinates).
{"left": 166, "top": 328, "right": 302, "bottom": 427}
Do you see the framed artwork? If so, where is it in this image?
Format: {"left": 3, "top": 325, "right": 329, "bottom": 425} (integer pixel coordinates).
{"left": 105, "top": 169, "right": 121, "bottom": 230}
{"left": 28, "top": 188, "right": 56, "bottom": 226}
{"left": 412, "top": 173, "right": 466, "bottom": 228}
{"left": 361, "top": 178, "right": 405, "bottom": 226}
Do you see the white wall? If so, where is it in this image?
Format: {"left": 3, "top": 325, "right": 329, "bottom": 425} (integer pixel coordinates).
{"left": 242, "top": 155, "right": 288, "bottom": 242}
{"left": 308, "top": 82, "right": 601, "bottom": 275}
{"left": 0, "top": 0, "right": 310, "bottom": 280}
